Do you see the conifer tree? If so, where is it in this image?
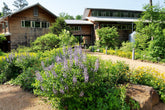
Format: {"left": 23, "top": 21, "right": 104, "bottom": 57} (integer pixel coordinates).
{"left": 13, "top": 0, "right": 28, "bottom": 11}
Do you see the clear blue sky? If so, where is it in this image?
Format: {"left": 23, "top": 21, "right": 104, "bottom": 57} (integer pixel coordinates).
{"left": 0, "top": 0, "right": 164, "bottom": 17}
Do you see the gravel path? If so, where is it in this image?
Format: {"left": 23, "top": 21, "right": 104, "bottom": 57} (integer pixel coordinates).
{"left": 87, "top": 52, "right": 165, "bottom": 73}
{"left": 0, "top": 85, "right": 52, "bottom": 110}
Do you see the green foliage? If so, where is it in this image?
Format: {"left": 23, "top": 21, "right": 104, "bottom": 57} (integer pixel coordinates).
{"left": 59, "top": 29, "right": 77, "bottom": 46}
{"left": 59, "top": 12, "right": 74, "bottom": 20}
{"left": 0, "top": 34, "right": 6, "bottom": 43}
{"left": 135, "top": 4, "right": 165, "bottom": 59}
{"left": 130, "top": 66, "right": 165, "bottom": 102}
{"left": 0, "top": 12, "right": 3, "bottom": 17}
{"left": 96, "top": 27, "right": 119, "bottom": 49}
{"left": 49, "top": 17, "right": 69, "bottom": 35}
{"left": 9, "top": 67, "right": 37, "bottom": 91}
{"left": 33, "top": 47, "right": 131, "bottom": 109}
{"left": 75, "top": 15, "right": 82, "bottom": 20}
{"left": 32, "top": 33, "right": 60, "bottom": 52}
{"left": 16, "top": 45, "right": 32, "bottom": 52}
{"left": 120, "top": 42, "right": 133, "bottom": 52}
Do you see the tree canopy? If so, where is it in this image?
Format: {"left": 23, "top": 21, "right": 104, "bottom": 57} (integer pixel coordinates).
{"left": 59, "top": 12, "right": 74, "bottom": 20}
{"left": 96, "top": 27, "right": 119, "bottom": 48}
{"left": 49, "top": 17, "right": 70, "bottom": 35}
{"left": 2, "top": 2, "right": 12, "bottom": 16}
{"left": 75, "top": 15, "right": 82, "bottom": 20}
{"left": 13, "top": 0, "right": 28, "bottom": 11}
{"left": 135, "top": 4, "right": 165, "bottom": 59}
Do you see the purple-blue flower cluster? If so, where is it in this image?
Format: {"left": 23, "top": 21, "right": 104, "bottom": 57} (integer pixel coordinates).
{"left": 36, "top": 46, "right": 100, "bottom": 97}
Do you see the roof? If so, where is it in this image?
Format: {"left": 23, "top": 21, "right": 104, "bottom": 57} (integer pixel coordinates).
{"left": 86, "top": 17, "right": 140, "bottom": 23}
{"left": 0, "top": 3, "right": 57, "bottom": 21}
{"left": 65, "top": 20, "right": 93, "bottom": 25}
{"left": 83, "top": 8, "right": 143, "bottom": 20}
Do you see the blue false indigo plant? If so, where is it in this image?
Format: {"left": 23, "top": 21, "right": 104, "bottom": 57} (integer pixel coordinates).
{"left": 33, "top": 46, "right": 101, "bottom": 108}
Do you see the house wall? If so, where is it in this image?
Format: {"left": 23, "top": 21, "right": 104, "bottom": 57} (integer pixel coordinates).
{"left": 70, "top": 25, "right": 92, "bottom": 36}
{"left": 69, "top": 25, "right": 93, "bottom": 44}
{"left": 92, "top": 22, "right": 133, "bottom": 44}
{"left": 8, "top": 6, "right": 56, "bottom": 50}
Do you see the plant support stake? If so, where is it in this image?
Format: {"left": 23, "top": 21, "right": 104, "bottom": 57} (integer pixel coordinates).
{"left": 132, "top": 48, "right": 135, "bottom": 60}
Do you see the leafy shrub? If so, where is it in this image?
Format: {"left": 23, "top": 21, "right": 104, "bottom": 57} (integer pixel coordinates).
{"left": 89, "top": 46, "right": 98, "bottom": 52}
{"left": 9, "top": 67, "right": 36, "bottom": 91}
{"left": 1, "top": 54, "right": 22, "bottom": 82}
{"left": 59, "top": 29, "right": 77, "bottom": 46}
{"left": 32, "top": 33, "right": 60, "bottom": 52}
{"left": 0, "top": 49, "right": 6, "bottom": 56}
{"left": 0, "top": 34, "right": 6, "bottom": 43}
{"left": 120, "top": 41, "right": 134, "bottom": 52}
{"left": 16, "top": 45, "right": 32, "bottom": 53}
{"left": 96, "top": 27, "right": 119, "bottom": 49}
{"left": 49, "top": 17, "right": 69, "bottom": 35}
{"left": 130, "top": 66, "right": 165, "bottom": 102}
{"left": 33, "top": 46, "right": 131, "bottom": 109}
{"left": 0, "top": 53, "right": 38, "bottom": 84}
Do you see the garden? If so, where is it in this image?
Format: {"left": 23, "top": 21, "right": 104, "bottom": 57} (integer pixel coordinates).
{"left": 0, "top": 4, "right": 165, "bottom": 110}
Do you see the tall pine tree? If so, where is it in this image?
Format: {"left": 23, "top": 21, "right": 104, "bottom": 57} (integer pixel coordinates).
{"left": 2, "top": 2, "right": 12, "bottom": 16}
{"left": 13, "top": 0, "right": 28, "bottom": 11}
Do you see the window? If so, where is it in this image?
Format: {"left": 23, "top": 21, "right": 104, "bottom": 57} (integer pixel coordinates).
{"left": 21, "top": 20, "right": 31, "bottom": 27}
{"left": 47, "top": 22, "right": 50, "bottom": 28}
{"left": 21, "top": 20, "right": 50, "bottom": 28}
{"left": 123, "top": 12, "right": 128, "bottom": 17}
{"left": 34, "top": 7, "right": 38, "bottom": 16}
{"left": 113, "top": 12, "right": 118, "bottom": 17}
{"left": 101, "top": 11, "right": 106, "bottom": 16}
{"left": 35, "top": 21, "right": 40, "bottom": 28}
{"left": 42, "top": 22, "right": 47, "bottom": 28}
{"left": 71, "top": 26, "right": 81, "bottom": 31}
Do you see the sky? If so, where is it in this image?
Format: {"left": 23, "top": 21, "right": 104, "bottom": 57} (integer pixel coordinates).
{"left": 0, "top": 0, "right": 164, "bottom": 17}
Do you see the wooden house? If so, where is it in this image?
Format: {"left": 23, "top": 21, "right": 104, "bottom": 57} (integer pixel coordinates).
{"left": 65, "top": 20, "right": 94, "bottom": 45}
{"left": 66, "top": 8, "right": 143, "bottom": 45}
{"left": 0, "top": 3, "right": 57, "bottom": 51}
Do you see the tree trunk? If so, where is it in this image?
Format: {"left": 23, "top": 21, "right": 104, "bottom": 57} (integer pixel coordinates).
{"left": 150, "top": 0, "right": 152, "bottom": 6}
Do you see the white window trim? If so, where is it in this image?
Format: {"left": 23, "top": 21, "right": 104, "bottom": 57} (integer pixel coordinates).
{"left": 31, "top": 21, "right": 35, "bottom": 28}
{"left": 47, "top": 22, "right": 50, "bottom": 28}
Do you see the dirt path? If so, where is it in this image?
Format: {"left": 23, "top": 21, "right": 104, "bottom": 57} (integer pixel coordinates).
{"left": 0, "top": 85, "right": 52, "bottom": 110}
{"left": 87, "top": 52, "right": 165, "bottom": 73}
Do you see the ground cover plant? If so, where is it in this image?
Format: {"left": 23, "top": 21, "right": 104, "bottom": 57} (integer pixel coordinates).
{"left": 130, "top": 66, "right": 165, "bottom": 102}
{"left": 0, "top": 46, "right": 165, "bottom": 109}
{"left": 33, "top": 46, "right": 136, "bottom": 110}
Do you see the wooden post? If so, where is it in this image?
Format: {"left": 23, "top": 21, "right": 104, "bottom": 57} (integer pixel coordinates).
{"left": 132, "top": 48, "right": 135, "bottom": 60}
{"left": 106, "top": 46, "right": 108, "bottom": 54}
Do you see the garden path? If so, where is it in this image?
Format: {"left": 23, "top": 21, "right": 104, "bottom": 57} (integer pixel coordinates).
{"left": 86, "top": 51, "right": 165, "bottom": 73}
{"left": 86, "top": 51, "right": 165, "bottom": 110}
{"left": 0, "top": 85, "right": 52, "bottom": 110}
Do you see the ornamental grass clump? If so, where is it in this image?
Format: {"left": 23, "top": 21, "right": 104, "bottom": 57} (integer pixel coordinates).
{"left": 33, "top": 46, "right": 131, "bottom": 110}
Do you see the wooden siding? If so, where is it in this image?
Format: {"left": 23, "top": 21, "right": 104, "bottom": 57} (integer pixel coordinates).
{"left": 70, "top": 25, "right": 92, "bottom": 36}
{"left": 8, "top": 6, "right": 56, "bottom": 49}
